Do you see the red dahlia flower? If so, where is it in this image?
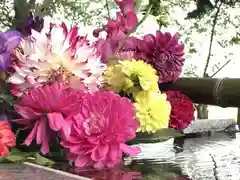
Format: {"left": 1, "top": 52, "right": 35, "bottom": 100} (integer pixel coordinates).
{"left": 164, "top": 90, "right": 194, "bottom": 130}
{"left": 0, "top": 122, "right": 16, "bottom": 157}
{"left": 138, "top": 31, "right": 185, "bottom": 83}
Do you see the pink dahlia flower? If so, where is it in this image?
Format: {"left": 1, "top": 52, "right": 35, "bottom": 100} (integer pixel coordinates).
{"left": 138, "top": 31, "right": 185, "bottom": 83}
{"left": 93, "top": 0, "right": 138, "bottom": 63}
{"left": 8, "top": 19, "right": 107, "bottom": 96}
{"left": 61, "top": 91, "right": 140, "bottom": 168}
{"left": 14, "top": 83, "right": 84, "bottom": 154}
{"left": 115, "top": 0, "right": 135, "bottom": 14}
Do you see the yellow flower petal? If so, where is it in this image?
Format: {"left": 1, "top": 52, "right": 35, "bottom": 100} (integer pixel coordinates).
{"left": 134, "top": 91, "right": 171, "bottom": 133}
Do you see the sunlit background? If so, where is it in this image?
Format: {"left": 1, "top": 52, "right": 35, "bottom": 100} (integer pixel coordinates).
{"left": 47, "top": 0, "right": 240, "bottom": 120}
{"left": 1, "top": 0, "right": 239, "bottom": 120}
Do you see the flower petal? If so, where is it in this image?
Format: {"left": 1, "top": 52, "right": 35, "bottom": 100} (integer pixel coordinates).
{"left": 120, "top": 143, "right": 141, "bottom": 155}
{"left": 24, "top": 120, "right": 39, "bottom": 146}
{"left": 47, "top": 112, "right": 64, "bottom": 131}
{"left": 0, "top": 52, "right": 11, "bottom": 70}
{"left": 91, "top": 144, "right": 109, "bottom": 161}
{"left": 3, "top": 30, "right": 21, "bottom": 51}
{"left": 75, "top": 155, "right": 89, "bottom": 167}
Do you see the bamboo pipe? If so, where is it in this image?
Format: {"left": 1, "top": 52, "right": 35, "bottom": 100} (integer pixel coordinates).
{"left": 158, "top": 77, "right": 240, "bottom": 108}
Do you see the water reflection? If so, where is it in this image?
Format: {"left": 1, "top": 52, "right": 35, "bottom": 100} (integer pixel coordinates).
{"left": 55, "top": 160, "right": 191, "bottom": 180}
{"left": 69, "top": 167, "right": 142, "bottom": 180}
{"left": 55, "top": 132, "right": 240, "bottom": 180}
{"left": 131, "top": 132, "right": 240, "bottom": 180}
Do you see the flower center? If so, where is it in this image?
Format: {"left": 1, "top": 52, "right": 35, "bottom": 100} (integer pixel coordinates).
{"left": 48, "top": 66, "right": 73, "bottom": 84}
{"left": 83, "top": 114, "right": 105, "bottom": 136}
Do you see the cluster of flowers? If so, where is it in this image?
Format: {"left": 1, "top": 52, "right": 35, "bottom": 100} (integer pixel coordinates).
{"left": 0, "top": 0, "right": 194, "bottom": 168}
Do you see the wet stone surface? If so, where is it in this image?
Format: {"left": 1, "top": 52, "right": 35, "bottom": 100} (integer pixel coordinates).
{"left": 0, "top": 163, "right": 89, "bottom": 180}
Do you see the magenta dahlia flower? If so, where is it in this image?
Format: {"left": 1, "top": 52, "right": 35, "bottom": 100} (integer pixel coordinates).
{"left": 138, "top": 31, "right": 185, "bottom": 83}
{"left": 14, "top": 83, "right": 84, "bottom": 154}
{"left": 61, "top": 91, "right": 140, "bottom": 168}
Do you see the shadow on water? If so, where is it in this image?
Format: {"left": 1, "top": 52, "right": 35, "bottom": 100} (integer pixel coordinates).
{"left": 54, "top": 131, "right": 240, "bottom": 180}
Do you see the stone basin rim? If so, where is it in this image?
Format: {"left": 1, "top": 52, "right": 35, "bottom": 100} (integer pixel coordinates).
{"left": 23, "top": 162, "right": 91, "bottom": 180}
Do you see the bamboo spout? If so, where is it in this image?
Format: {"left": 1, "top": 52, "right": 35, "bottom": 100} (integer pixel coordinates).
{"left": 159, "top": 77, "right": 240, "bottom": 108}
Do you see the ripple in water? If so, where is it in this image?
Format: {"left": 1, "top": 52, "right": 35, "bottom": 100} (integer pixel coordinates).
{"left": 53, "top": 132, "right": 240, "bottom": 180}
{"left": 130, "top": 132, "right": 240, "bottom": 180}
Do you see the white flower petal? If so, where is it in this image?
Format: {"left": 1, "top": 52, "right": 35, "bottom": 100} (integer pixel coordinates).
{"left": 50, "top": 27, "right": 66, "bottom": 55}
{"left": 8, "top": 73, "right": 25, "bottom": 84}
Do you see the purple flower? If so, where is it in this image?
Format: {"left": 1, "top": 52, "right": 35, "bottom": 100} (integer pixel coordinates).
{"left": 138, "top": 31, "right": 185, "bottom": 83}
{"left": 0, "top": 30, "right": 21, "bottom": 70}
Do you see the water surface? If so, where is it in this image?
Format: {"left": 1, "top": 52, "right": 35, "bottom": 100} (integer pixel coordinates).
{"left": 60, "top": 132, "right": 240, "bottom": 180}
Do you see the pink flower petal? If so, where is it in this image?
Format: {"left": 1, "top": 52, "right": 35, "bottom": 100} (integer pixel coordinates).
{"left": 75, "top": 155, "right": 89, "bottom": 167}
{"left": 125, "top": 12, "right": 138, "bottom": 31}
{"left": 36, "top": 119, "right": 46, "bottom": 144}
{"left": 47, "top": 112, "right": 64, "bottom": 131}
{"left": 41, "top": 135, "right": 50, "bottom": 155}
{"left": 120, "top": 143, "right": 141, "bottom": 155}
{"left": 109, "top": 144, "right": 121, "bottom": 162}
{"left": 91, "top": 144, "right": 109, "bottom": 161}
{"left": 60, "top": 121, "right": 72, "bottom": 140}
{"left": 24, "top": 120, "right": 39, "bottom": 146}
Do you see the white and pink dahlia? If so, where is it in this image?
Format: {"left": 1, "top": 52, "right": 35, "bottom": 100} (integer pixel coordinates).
{"left": 8, "top": 21, "right": 107, "bottom": 96}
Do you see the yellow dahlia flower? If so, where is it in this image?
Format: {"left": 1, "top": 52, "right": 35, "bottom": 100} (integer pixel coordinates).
{"left": 134, "top": 91, "right": 171, "bottom": 133}
{"left": 104, "top": 59, "right": 159, "bottom": 95}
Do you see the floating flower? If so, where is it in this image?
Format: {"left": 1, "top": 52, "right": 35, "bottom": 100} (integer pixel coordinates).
{"left": 8, "top": 20, "right": 107, "bottom": 96}
{"left": 0, "top": 121, "right": 16, "bottom": 157}
{"left": 0, "top": 30, "right": 21, "bottom": 70}
{"left": 61, "top": 91, "right": 140, "bottom": 168}
{"left": 138, "top": 31, "right": 185, "bottom": 83}
{"left": 134, "top": 91, "right": 171, "bottom": 133}
{"left": 104, "top": 60, "right": 159, "bottom": 95}
{"left": 164, "top": 90, "right": 194, "bottom": 130}
{"left": 14, "top": 83, "right": 84, "bottom": 154}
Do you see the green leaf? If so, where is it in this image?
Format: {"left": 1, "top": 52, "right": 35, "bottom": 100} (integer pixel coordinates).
{"left": 4, "top": 148, "right": 34, "bottom": 163}
{"left": 5, "top": 155, "right": 25, "bottom": 163}
{"left": 0, "top": 93, "right": 15, "bottom": 107}
{"left": 34, "top": 153, "right": 55, "bottom": 167}
{"left": 0, "top": 157, "right": 5, "bottom": 163}
{"left": 129, "top": 128, "right": 184, "bottom": 144}
{"left": 189, "top": 48, "right": 197, "bottom": 54}
{"left": 230, "top": 37, "right": 240, "bottom": 45}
